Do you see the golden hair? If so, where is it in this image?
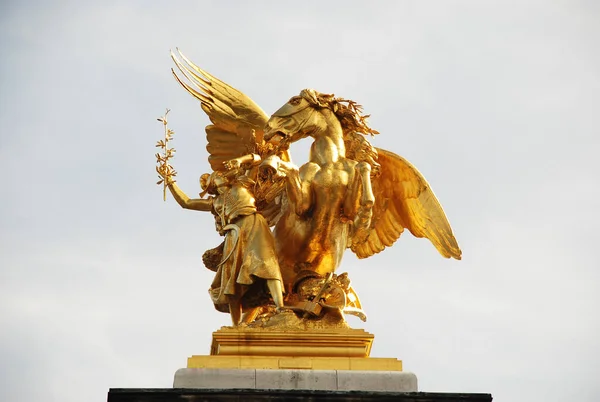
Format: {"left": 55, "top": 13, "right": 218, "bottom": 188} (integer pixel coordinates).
{"left": 300, "top": 89, "right": 379, "bottom": 137}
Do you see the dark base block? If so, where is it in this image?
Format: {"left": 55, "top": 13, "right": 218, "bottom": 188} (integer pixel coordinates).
{"left": 108, "top": 388, "right": 492, "bottom": 402}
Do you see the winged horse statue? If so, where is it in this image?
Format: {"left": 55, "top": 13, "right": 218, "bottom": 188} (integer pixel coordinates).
{"left": 165, "top": 50, "right": 461, "bottom": 325}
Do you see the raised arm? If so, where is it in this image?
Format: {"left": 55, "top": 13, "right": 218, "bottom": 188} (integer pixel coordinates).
{"left": 167, "top": 181, "right": 213, "bottom": 212}
{"left": 223, "top": 153, "right": 262, "bottom": 171}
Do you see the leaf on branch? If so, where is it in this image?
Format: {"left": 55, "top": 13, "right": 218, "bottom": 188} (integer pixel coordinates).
{"left": 157, "top": 179, "right": 164, "bottom": 185}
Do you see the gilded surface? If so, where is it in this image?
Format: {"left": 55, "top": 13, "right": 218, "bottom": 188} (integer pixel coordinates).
{"left": 157, "top": 49, "right": 461, "bottom": 327}
{"left": 186, "top": 327, "right": 403, "bottom": 371}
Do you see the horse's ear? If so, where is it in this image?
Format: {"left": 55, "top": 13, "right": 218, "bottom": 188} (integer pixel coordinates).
{"left": 300, "top": 89, "right": 319, "bottom": 105}
{"left": 332, "top": 103, "right": 339, "bottom": 113}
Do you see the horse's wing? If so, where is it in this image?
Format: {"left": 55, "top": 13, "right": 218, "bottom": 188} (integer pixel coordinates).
{"left": 350, "top": 148, "right": 462, "bottom": 260}
{"left": 171, "top": 50, "right": 289, "bottom": 225}
{"left": 171, "top": 49, "right": 268, "bottom": 171}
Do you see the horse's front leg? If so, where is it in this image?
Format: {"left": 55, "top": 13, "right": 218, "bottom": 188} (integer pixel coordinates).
{"left": 356, "top": 162, "right": 375, "bottom": 208}
{"left": 352, "top": 162, "right": 375, "bottom": 243}
{"left": 273, "top": 159, "right": 316, "bottom": 217}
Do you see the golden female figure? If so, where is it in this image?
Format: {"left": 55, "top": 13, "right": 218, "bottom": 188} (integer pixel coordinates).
{"left": 161, "top": 171, "right": 284, "bottom": 326}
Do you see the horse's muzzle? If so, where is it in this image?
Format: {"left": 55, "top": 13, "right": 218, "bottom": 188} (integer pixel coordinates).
{"left": 264, "top": 120, "right": 288, "bottom": 142}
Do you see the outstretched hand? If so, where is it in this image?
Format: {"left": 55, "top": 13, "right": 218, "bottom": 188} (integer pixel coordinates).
{"left": 223, "top": 158, "right": 242, "bottom": 171}
{"left": 258, "top": 155, "right": 293, "bottom": 181}
{"left": 156, "top": 165, "right": 176, "bottom": 185}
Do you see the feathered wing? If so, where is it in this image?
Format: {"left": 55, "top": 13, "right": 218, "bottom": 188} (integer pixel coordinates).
{"left": 171, "top": 49, "right": 288, "bottom": 224}
{"left": 351, "top": 148, "right": 462, "bottom": 260}
{"left": 171, "top": 48, "right": 269, "bottom": 171}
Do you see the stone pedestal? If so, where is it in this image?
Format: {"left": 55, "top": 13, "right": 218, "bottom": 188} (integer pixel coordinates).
{"left": 107, "top": 326, "right": 492, "bottom": 401}
{"left": 174, "top": 368, "right": 417, "bottom": 392}
{"left": 174, "top": 327, "right": 416, "bottom": 393}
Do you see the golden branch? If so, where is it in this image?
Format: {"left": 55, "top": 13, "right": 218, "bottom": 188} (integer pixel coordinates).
{"left": 155, "top": 108, "right": 177, "bottom": 201}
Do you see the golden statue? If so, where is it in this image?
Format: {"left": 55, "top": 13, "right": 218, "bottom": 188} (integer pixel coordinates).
{"left": 157, "top": 49, "right": 461, "bottom": 328}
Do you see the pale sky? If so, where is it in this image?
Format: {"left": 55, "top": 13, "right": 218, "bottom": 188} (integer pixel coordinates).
{"left": 1, "top": 1, "right": 599, "bottom": 402}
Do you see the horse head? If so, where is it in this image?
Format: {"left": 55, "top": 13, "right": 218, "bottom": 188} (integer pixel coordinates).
{"left": 264, "top": 89, "right": 342, "bottom": 148}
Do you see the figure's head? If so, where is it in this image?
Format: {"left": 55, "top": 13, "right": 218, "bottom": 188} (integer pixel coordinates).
{"left": 200, "top": 171, "right": 230, "bottom": 197}
{"left": 199, "top": 173, "right": 211, "bottom": 196}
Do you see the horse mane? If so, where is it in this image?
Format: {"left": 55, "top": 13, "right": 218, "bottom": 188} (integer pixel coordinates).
{"left": 299, "top": 89, "right": 380, "bottom": 137}
{"left": 300, "top": 89, "right": 381, "bottom": 176}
